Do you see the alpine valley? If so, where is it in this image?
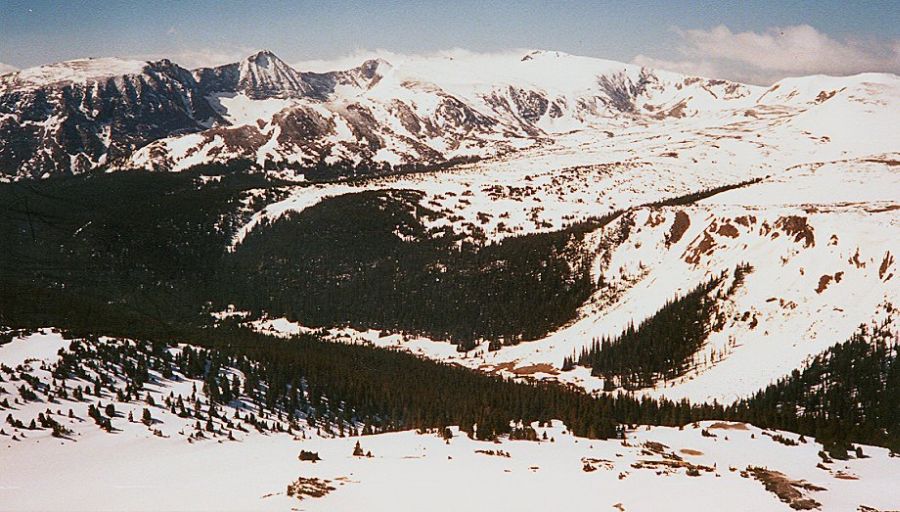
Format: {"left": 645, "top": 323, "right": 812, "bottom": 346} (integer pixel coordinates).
{"left": 0, "top": 48, "right": 898, "bottom": 512}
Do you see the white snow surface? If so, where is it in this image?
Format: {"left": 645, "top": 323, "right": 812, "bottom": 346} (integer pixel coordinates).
{"left": 212, "top": 55, "right": 899, "bottom": 404}
{"left": 2, "top": 331, "right": 898, "bottom": 512}
{"left": 208, "top": 92, "right": 292, "bottom": 128}
{"left": 0, "top": 58, "right": 150, "bottom": 89}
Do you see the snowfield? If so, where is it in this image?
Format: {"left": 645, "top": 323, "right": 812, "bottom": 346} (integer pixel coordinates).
{"left": 0, "top": 57, "right": 151, "bottom": 89}
{"left": 1, "top": 331, "right": 898, "bottom": 512}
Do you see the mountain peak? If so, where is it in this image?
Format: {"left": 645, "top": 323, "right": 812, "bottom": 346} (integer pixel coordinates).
{"left": 245, "top": 49, "right": 282, "bottom": 67}
{"left": 237, "top": 50, "right": 310, "bottom": 99}
{"left": 357, "top": 58, "right": 391, "bottom": 78}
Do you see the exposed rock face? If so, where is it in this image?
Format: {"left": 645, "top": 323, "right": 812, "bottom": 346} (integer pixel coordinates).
{"left": 195, "top": 50, "right": 313, "bottom": 99}
{"left": 0, "top": 59, "right": 217, "bottom": 178}
{"left": 1, "top": 48, "right": 885, "bottom": 180}
{"left": 508, "top": 86, "right": 549, "bottom": 123}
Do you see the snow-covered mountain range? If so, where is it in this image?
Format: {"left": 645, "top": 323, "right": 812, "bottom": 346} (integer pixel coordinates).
{"left": 2, "top": 48, "right": 897, "bottom": 397}
{"left": 3, "top": 49, "right": 894, "bottom": 179}
{"left": 204, "top": 51, "right": 897, "bottom": 404}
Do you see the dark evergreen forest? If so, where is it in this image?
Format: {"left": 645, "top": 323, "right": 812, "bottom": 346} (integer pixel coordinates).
{"left": 0, "top": 169, "right": 603, "bottom": 350}
{"left": 0, "top": 167, "right": 895, "bottom": 453}
{"left": 228, "top": 189, "right": 607, "bottom": 349}
{"left": 570, "top": 276, "right": 722, "bottom": 389}
{"left": 727, "top": 321, "right": 899, "bottom": 455}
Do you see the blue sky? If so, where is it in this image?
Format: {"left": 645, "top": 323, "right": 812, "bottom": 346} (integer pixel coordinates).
{"left": 1, "top": 0, "right": 898, "bottom": 83}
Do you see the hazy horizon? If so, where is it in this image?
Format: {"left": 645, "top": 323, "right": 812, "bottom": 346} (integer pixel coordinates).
{"left": 1, "top": 1, "right": 898, "bottom": 84}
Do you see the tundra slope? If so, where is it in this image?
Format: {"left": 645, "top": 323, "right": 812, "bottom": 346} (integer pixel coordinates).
{"left": 249, "top": 157, "right": 899, "bottom": 404}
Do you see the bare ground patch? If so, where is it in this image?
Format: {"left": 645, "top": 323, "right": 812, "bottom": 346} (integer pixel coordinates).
{"left": 666, "top": 210, "right": 690, "bottom": 247}
{"left": 632, "top": 441, "right": 714, "bottom": 476}
{"left": 510, "top": 363, "right": 559, "bottom": 376}
{"left": 480, "top": 362, "right": 559, "bottom": 376}
{"left": 774, "top": 216, "right": 815, "bottom": 248}
{"left": 734, "top": 215, "right": 757, "bottom": 227}
{"left": 582, "top": 457, "right": 616, "bottom": 471}
{"left": 286, "top": 477, "right": 336, "bottom": 501}
{"left": 862, "top": 158, "right": 900, "bottom": 166}
{"left": 880, "top": 252, "right": 894, "bottom": 281}
{"left": 866, "top": 204, "right": 900, "bottom": 213}
{"left": 716, "top": 222, "right": 740, "bottom": 238}
{"left": 746, "top": 466, "right": 825, "bottom": 510}
{"left": 683, "top": 231, "right": 716, "bottom": 265}
{"left": 475, "top": 449, "right": 511, "bottom": 457}
{"left": 708, "top": 422, "right": 749, "bottom": 431}
{"left": 816, "top": 274, "right": 833, "bottom": 294}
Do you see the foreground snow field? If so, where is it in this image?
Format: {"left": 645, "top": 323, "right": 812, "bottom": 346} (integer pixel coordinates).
{"left": 5, "top": 421, "right": 900, "bottom": 512}
{"left": 1, "top": 331, "right": 898, "bottom": 512}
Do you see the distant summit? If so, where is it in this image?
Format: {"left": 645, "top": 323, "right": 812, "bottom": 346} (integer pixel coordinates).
{"left": 0, "top": 49, "right": 896, "bottom": 179}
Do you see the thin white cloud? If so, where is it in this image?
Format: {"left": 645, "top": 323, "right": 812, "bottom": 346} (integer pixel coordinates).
{"left": 293, "top": 49, "right": 399, "bottom": 72}
{"left": 127, "top": 46, "right": 254, "bottom": 70}
{"left": 634, "top": 24, "right": 900, "bottom": 85}
{"left": 293, "top": 47, "right": 533, "bottom": 72}
{"left": 631, "top": 56, "right": 719, "bottom": 80}
{"left": 0, "top": 62, "right": 18, "bottom": 75}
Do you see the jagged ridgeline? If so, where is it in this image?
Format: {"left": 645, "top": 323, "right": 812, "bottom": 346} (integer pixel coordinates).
{"left": 227, "top": 188, "right": 601, "bottom": 350}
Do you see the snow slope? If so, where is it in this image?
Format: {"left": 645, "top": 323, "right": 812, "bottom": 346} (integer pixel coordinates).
{"left": 2, "top": 331, "right": 897, "bottom": 512}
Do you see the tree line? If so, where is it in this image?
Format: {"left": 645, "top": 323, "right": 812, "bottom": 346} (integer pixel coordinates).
{"left": 0, "top": 166, "right": 895, "bottom": 453}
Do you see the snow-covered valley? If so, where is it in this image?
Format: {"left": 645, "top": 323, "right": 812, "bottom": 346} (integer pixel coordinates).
{"left": 243, "top": 156, "right": 898, "bottom": 404}
{"left": 189, "top": 52, "right": 899, "bottom": 406}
